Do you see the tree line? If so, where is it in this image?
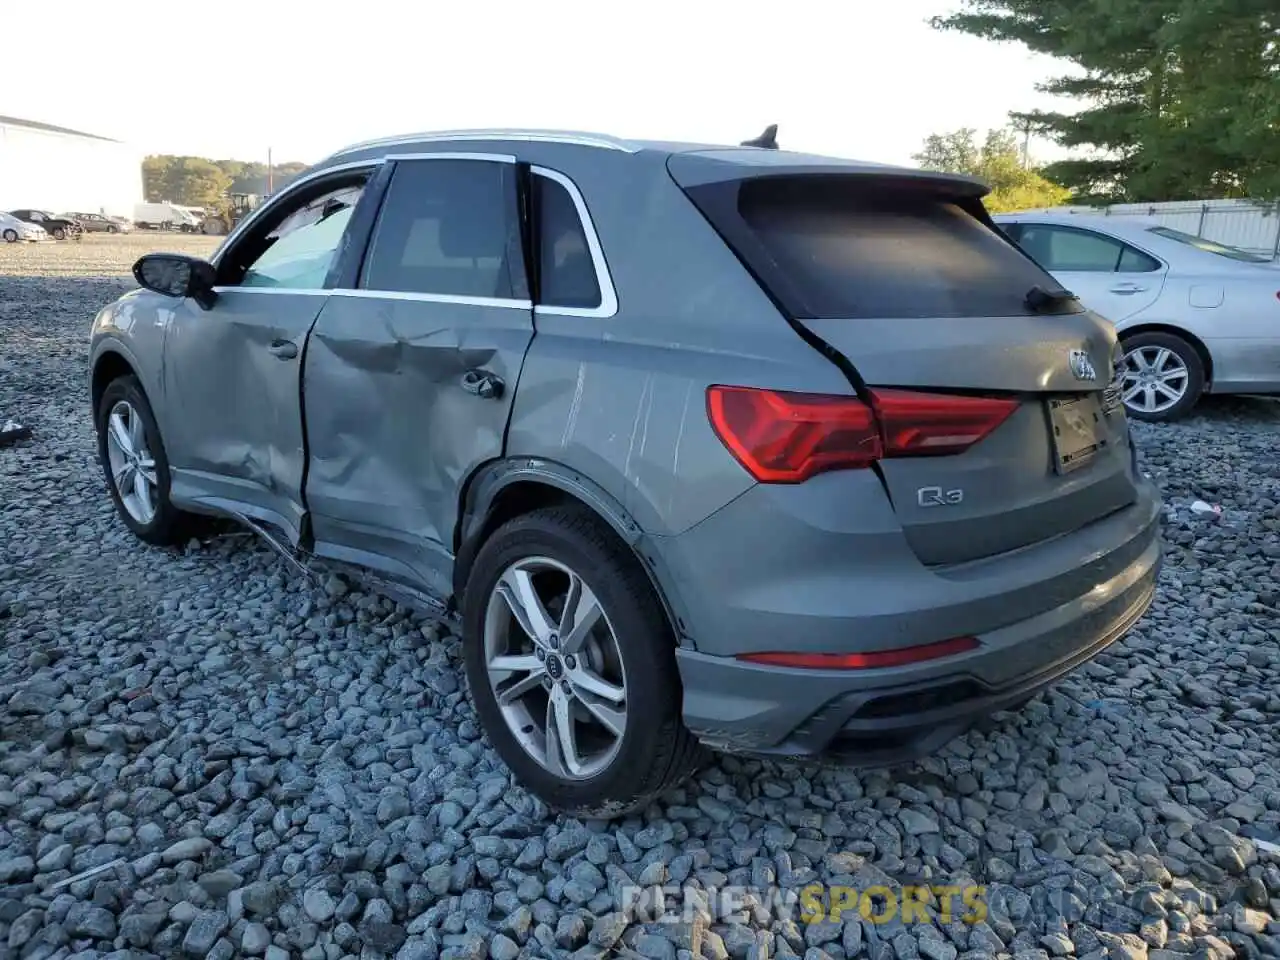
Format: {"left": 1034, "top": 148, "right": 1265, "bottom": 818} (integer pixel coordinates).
{"left": 141, "top": 156, "right": 310, "bottom": 207}
{"left": 912, "top": 127, "right": 1070, "bottom": 211}
{"left": 932, "top": 0, "right": 1278, "bottom": 203}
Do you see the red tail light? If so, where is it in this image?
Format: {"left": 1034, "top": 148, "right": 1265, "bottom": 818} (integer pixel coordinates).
{"left": 705, "top": 386, "right": 881, "bottom": 483}
{"left": 737, "top": 636, "right": 979, "bottom": 670}
{"left": 873, "top": 389, "right": 1020, "bottom": 456}
{"left": 706, "top": 385, "right": 1018, "bottom": 483}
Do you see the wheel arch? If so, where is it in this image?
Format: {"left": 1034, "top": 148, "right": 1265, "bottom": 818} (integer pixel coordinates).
{"left": 453, "top": 459, "right": 696, "bottom": 649}
{"left": 90, "top": 347, "right": 140, "bottom": 418}
{"left": 1118, "top": 323, "right": 1214, "bottom": 387}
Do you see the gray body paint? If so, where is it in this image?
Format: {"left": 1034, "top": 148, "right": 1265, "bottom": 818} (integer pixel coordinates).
{"left": 89, "top": 130, "right": 1161, "bottom": 762}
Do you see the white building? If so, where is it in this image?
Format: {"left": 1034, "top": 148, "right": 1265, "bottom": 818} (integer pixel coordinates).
{"left": 0, "top": 115, "right": 143, "bottom": 219}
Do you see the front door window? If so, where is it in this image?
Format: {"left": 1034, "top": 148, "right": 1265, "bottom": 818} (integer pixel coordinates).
{"left": 240, "top": 185, "right": 364, "bottom": 290}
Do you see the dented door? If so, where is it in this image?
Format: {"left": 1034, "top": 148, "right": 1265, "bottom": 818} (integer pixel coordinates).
{"left": 301, "top": 155, "right": 534, "bottom": 600}
{"left": 163, "top": 288, "right": 327, "bottom": 542}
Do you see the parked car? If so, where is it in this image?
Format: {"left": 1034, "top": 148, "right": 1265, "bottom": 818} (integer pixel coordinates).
{"left": 995, "top": 212, "right": 1280, "bottom": 421}
{"left": 63, "top": 212, "right": 132, "bottom": 234}
{"left": 90, "top": 128, "right": 1162, "bottom": 815}
{"left": 8, "top": 209, "right": 83, "bottom": 241}
{"left": 0, "top": 211, "right": 49, "bottom": 243}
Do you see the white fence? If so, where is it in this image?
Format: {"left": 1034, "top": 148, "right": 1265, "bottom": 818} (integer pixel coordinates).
{"left": 1037, "top": 199, "right": 1280, "bottom": 261}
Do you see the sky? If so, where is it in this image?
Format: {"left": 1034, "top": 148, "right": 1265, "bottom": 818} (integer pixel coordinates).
{"left": 5, "top": 0, "right": 1076, "bottom": 168}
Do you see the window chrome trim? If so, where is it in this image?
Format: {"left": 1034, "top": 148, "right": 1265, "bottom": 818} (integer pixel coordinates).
{"left": 210, "top": 287, "right": 330, "bottom": 296}
{"left": 530, "top": 166, "right": 619, "bottom": 318}
{"left": 331, "top": 289, "right": 531, "bottom": 309}
{"left": 211, "top": 158, "right": 384, "bottom": 267}
{"left": 208, "top": 157, "right": 618, "bottom": 319}
{"left": 329, "top": 129, "right": 637, "bottom": 159}
{"left": 204, "top": 287, "right": 532, "bottom": 309}
{"left": 383, "top": 151, "right": 517, "bottom": 164}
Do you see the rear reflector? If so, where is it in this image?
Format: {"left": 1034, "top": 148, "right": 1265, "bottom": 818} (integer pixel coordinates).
{"left": 737, "top": 636, "right": 979, "bottom": 670}
{"left": 706, "top": 385, "right": 1018, "bottom": 483}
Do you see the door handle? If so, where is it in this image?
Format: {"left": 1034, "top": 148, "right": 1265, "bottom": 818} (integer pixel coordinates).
{"left": 1109, "top": 284, "right": 1147, "bottom": 295}
{"left": 268, "top": 339, "right": 298, "bottom": 360}
{"left": 461, "top": 369, "right": 504, "bottom": 400}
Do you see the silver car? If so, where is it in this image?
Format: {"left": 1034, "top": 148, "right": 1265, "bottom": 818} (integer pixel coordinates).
{"left": 996, "top": 212, "right": 1280, "bottom": 420}
{"left": 89, "top": 128, "right": 1161, "bottom": 815}
{"left": 62, "top": 212, "right": 132, "bottom": 234}
{"left": 0, "top": 211, "right": 48, "bottom": 243}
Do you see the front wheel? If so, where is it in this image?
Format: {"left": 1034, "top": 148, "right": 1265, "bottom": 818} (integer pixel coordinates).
{"left": 2, "top": 229, "right": 16, "bottom": 243}
{"left": 1120, "top": 332, "right": 1205, "bottom": 422}
{"left": 96, "top": 375, "right": 196, "bottom": 546}
{"left": 461, "top": 505, "right": 703, "bottom": 817}
{"left": 52, "top": 227, "right": 66, "bottom": 240}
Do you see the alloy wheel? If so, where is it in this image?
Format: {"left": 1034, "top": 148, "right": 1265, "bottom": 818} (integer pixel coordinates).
{"left": 483, "top": 556, "right": 627, "bottom": 780}
{"left": 104, "top": 400, "right": 160, "bottom": 524}
{"left": 1122, "top": 345, "right": 1189, "bottom": 415}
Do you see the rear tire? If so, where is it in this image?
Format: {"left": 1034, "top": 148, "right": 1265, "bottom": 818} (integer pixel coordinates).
{"left": 1119, "top": 331, "right": 1205, "bottom": 422}
{"left": 2, "top": 229, "right": 16, "bottom": 243}
{"left": 96, "top": 375, "right": 197, "bottom": 546}
{"left": 461, "top": 504, "right": 703, "bottom": 817}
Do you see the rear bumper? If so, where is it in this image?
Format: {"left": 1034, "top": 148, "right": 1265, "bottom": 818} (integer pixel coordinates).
{"left": 675, "top": 517, "right": 1160, "bottom": 762}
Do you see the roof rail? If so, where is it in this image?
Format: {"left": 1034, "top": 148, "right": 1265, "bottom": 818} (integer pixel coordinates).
{"left": 328, "top": 128, "right": 639, "bottom": 159}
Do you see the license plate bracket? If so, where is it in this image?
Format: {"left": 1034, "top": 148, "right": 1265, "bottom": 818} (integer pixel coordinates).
{"left": 1047, "top": 395, "right": 1108, "bottom": 474}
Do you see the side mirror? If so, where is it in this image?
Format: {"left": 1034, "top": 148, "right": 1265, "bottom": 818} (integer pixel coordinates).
{"left": 132, "top": 254, "right": 217, "bottom": 310}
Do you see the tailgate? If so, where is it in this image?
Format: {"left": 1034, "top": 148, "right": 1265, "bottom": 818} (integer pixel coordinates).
{"left": 672, "top": 156, "right": 1138, "bottom": 566}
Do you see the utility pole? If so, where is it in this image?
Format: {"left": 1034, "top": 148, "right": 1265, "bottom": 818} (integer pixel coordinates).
{"left": 267, "top": 148, "right": 273, "bottom": 195}
{"left": 1015, "top": 119, "right": 1033, "bottom": 168}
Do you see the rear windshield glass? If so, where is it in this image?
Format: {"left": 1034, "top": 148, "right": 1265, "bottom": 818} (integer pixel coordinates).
{"left": 691, "top": 176, "right": 1061, "bottom": 319}
{"left": 1146, "top": 226, "right": 1270, "bottom": 263}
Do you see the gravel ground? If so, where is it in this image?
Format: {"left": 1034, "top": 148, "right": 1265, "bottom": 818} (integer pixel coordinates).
{"left": 2, "top": 235, "right": 1279, "bottom": 960}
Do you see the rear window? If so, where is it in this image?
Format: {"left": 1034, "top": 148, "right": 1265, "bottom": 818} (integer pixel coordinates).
{"left": 686, "top": 176, "right": 1064, "bottom": 319}
{"left": 1147, "top": 226, "right": 1270, "bottom": 263}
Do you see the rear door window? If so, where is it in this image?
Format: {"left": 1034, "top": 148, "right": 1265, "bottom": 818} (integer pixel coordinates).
{"left": 360, "top": 158, "right": 526, "bottom": 301}
{"left": 685, "top": 176, "right": 1060, "bottom": 319}
{"left": 1015, "top": 224, "right": 1160, "bottom": 273}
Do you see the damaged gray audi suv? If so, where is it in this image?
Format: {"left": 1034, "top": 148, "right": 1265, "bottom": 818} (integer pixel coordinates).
{"left": 89, "top": 127, "right": 1162, "bottom": 816}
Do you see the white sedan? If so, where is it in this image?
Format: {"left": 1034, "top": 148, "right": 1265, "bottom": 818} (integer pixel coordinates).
{"left": 994, "top": 212, "right": 1280, "bottom": 421}
{"left": 0, "top": 211, "right": 49, "bottom": 244}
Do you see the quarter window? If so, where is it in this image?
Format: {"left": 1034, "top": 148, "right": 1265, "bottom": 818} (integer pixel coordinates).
{"left": 536, "top": 175, "right": 601, "bottom": 310}
{"left": 360, "top": 159, "right": 525, "bottom": 300}
{"left": 1117, "top": 245, "right": 1161, "bottom": 272}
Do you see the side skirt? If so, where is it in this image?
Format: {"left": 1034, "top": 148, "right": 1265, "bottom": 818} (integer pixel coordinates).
{"left": 228, "top": 510, "right": 460, "bottom": 630}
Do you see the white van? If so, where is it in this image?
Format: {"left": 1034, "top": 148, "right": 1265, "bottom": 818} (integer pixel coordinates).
{"left": 133, "top": 202, "right": 202, "bottom": 231}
